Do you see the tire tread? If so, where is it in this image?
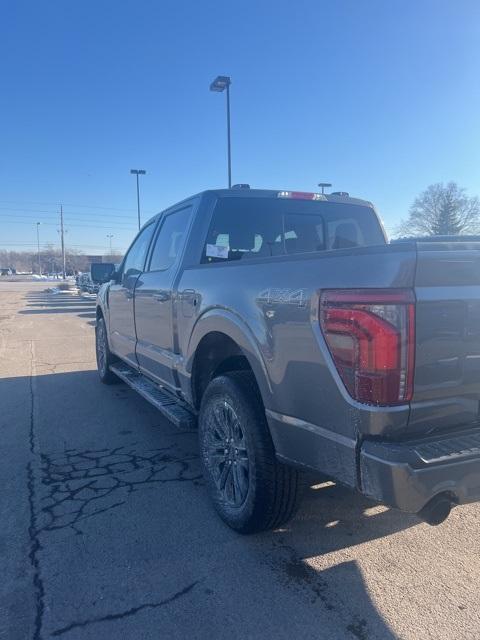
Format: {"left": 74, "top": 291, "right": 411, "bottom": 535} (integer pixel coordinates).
{"left": 96, "top": 316, "right": 119, "bottom": 385}
{"left": 200, "top": 370, "right": 302, "bottom": 533}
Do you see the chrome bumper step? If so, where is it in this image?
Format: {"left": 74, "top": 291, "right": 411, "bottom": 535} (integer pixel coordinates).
{"left": 413, "top": 429, "right": 480, "bottom": 464}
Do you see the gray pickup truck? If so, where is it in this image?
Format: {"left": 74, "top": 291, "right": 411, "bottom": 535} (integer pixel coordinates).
{"left": 92, "top": 187, "right": 480, "bottom": 533}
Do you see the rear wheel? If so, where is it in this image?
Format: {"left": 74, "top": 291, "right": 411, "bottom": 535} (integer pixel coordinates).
{"left": 95, "top": 316, "right": 119, "bottom": 384}
{"left": 199, "top": 371, "right": 302, "bottom": 533}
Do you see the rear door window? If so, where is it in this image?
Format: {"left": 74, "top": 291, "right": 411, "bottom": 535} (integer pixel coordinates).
{"left": 148, "top": 206, "right": 193, "bottom": 272}
{"left": 121, "top": 222, "right": 156, "bottom": 279}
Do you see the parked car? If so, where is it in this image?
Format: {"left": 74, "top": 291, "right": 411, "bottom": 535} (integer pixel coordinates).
{"left": 92, "top": 187, "right": 480, "bottom": 533}
{"left": 1, "top": 268, "right": 13, "bottom": 276}
{"left": 77, "top": 272, "right": 99, "bottom": 294}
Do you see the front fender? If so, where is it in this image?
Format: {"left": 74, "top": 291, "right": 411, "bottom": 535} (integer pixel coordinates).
{"left": 186, "top": 307, "right": 273, "bottom": 407}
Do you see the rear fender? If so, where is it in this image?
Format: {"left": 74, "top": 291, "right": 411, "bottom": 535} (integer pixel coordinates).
{"left": 186, "top": 308, "right": 273, "bottom": 407}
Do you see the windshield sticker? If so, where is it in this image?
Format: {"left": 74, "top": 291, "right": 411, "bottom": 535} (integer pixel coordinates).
{"left": 206, "top": 244, "right": 229, "bottom": 259}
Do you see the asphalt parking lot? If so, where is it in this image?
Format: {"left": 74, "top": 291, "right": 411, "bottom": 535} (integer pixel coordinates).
{"left": 1, "top": 280, "right": 479, "bottom": 640}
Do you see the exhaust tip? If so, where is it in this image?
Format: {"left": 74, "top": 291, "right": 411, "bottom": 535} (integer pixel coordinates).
{"left": 418, "top": 494, "right": 453, "bottom": 526}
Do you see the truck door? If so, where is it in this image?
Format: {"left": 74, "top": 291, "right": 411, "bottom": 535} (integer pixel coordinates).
{"left": 108, "top": 222, "right": 156, "bottom": 366}
{"left": 134, "top": 205, "right": 194, "bottom": 389}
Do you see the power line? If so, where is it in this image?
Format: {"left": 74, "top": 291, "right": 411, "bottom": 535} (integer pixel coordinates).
{"left": 0, "top": 242, "right": 127, "bottom": 250}
{"left": 0, "top": 206, "right": 149, "bottom": 220}
{"left": 0, "top": 213, "right": 135, "bottom": 231}
{"left": 0, "top": 199, "right": 157, "bottom": 214}
{"left": 0, "top": 214, "right": 137, "bottom": 225}
{"left": 0, "top": 219, "right": 137, "bottom": 230}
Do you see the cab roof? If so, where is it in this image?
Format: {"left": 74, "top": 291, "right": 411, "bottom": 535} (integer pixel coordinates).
{"left": 203, "top": 188, "right": 373, "bottom": 208}
{"left": 145, "top": 188, "right": 375, "bottom": 227}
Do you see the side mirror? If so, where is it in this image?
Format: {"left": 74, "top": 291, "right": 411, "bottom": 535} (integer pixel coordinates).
{"left": 91, "top": 262, "right": 116, "bottom": 284}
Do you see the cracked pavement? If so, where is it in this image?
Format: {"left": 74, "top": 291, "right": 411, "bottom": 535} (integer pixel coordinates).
{"left": 1, "top": 281, "right": 480, "bottom": 640}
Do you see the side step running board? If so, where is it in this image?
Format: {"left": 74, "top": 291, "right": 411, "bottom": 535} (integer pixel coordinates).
{"left": 110, "top": 362, "right": 197, "bottom": 430}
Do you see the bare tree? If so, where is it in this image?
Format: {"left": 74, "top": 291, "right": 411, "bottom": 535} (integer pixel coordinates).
{"left": 396, "top": 182, "right": 480, "bottom": 238}
{"left": 0, "top": 247, "right": 121, "bottom": 274}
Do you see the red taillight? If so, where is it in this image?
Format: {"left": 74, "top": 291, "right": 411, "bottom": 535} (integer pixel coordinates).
{"left": 320, "top": 289, "right": 415, "bottom": 406}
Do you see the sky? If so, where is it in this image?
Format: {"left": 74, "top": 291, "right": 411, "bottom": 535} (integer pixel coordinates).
{"left": 1, "top": 0, "right": 479, "bottom": 255}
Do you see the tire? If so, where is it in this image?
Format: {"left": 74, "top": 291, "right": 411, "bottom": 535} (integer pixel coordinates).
{"left": 199, "top": 371, "right": 302, "bottom": 534}
{"left": 95, "top": 316, "right": 119, "bottom": 384}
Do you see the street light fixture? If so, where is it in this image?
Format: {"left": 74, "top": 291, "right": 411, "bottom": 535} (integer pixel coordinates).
{"left": 209, "top": 75, "right": 232, "bottom": 188}
{"left": 36, "top": 222, "right": 41, "bottom": 276}
{"left": 318, "top": 182, "right": 332, "bottom": 195}
{"left": 130, "top": 169, "right": 146, "bottom": 230}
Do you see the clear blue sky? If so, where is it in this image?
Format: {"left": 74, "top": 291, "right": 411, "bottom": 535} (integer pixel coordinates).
{"left": 1, "top": 0, "right": 479, "bottom": 254}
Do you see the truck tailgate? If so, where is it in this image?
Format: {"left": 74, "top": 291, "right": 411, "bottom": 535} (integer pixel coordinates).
{"left": 410, "top": 241, "right": 480, "bottom": 434}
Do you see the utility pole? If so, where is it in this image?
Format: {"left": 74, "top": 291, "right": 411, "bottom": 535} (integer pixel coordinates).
{"left": 107, "top": 234, "right": 114, "bottom": 257}
{"left": 36, "top": 222, "right": 42, "bottom": 275}
{"left": 60, "top": 205, "right": 66, "bottom": 279}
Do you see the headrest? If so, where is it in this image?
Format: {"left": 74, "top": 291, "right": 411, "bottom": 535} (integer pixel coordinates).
{"left": 332, "top": 223, "right": 359, "bottom": 249}
{"left": 229, "top": 227, "right": 255, "bottom": 251}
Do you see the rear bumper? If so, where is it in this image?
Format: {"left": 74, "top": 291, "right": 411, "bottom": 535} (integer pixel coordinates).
{"left": 360, "top": 427, "right": 480, "bottom": 513}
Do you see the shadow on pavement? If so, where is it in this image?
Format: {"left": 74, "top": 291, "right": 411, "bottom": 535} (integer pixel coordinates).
{"left": 2, "top": 368, "right": 404, "bottom": 639}
{"left": 18, "top": 291, "right": 97, "bottom": 318}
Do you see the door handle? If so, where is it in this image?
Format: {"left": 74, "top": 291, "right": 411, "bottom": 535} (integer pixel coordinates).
{"left": 154, "top": 292, "right": 170, "bottom": 302}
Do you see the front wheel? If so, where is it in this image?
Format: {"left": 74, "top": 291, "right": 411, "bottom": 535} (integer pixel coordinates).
{"left": 95, "top": 316, "right": 119, "bottom": 384}
{"left": 199, "top": 371, "right": 302, "bottom": 534}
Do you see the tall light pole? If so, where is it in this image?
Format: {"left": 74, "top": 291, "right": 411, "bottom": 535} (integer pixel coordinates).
{"left": 36, "top": 222, "right": 42, "bottom": 275}
{"left": 318, "top": 182, "right": 332, "bottom": 195}
{"left": 107, "top": 234, "right": 114, "bottom": 257}
{"left": 130, "top": 169, "right": 146, "bottom": 230}
{"left": 60, "top": 205, "right": 66, "bottom": 279}
{"left": 210, "top": 75, "right": 232, "bottom": 188}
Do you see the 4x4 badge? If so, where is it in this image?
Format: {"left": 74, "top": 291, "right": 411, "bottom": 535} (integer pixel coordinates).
{"left": 257, "top": 288, "right": 307, "bottom": 307}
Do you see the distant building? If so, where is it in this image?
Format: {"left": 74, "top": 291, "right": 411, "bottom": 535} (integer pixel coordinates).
{"left": 85, "top": 254, "right": 123, "bottom": 264}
